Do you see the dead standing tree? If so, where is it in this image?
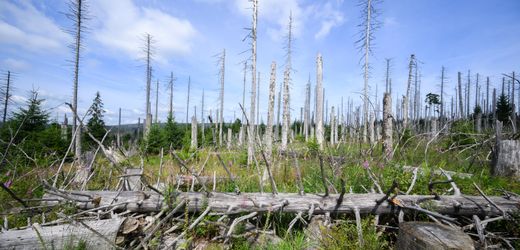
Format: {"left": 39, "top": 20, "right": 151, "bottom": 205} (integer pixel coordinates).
{"left": 316, "top": 53, "right": 324, "bottom": 150}
{"left": 266, "top": 62, "right": 276, "bottom": 162}
{"left": 281, "top": 13, "right": 293, "bottom": 152}
{"left": 357, "top": 0, "right": 380, "bottom": 144}
{"left": 143, "top": 34, "right": 154, "bottom": 137}
{"left": 247, "top": 0, "right": 258, "bottom": 166}
{"left": 404, "top": 54, "right": 415, "bottom": 128}
{"left": 2, "top": 71, "right": 12, "bottom": 124}
{"left": 218, "top": 49, "right": 226, "bottom": 146}
{"left": 66, "top": 0, "right": 89, "bottom": 165}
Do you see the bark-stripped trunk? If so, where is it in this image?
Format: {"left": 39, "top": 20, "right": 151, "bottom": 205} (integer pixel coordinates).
{"left": 361, "top": 0, "right": 373, "bottom": 143}
{"left": 3, "top": 71, "right": 10, "bottom": 124}
{"left": 281, "top": 69, "right": 290, "bottom": 151}
{"left": 304, "top": 80, "right": 310, "bottom": 141}
{"left": 458, "top": 72, "right": 464, "bottom": 119}
{"left": 154, "top": 79, "right": 159, "bottom": 124}
{"left": 266, "top": 62, "right": 276, "bottom": 162}
{"left": 219, "top": 49, "right": 225, "bottom": 147}
{"left": 72, "top": 0, "right": 85, "bottom": 162}
{"left": 247, "top": 0, "right": 258, "bottom": 166}
{"left": 144, "top": 36, "right": 152, "bottom": 137}
{"left": 201, "top": 89, "right": 205, "bottom": 145}
{"left": 316, "top": 54, "right": 324, "bottom": 150}
{"left": 440, "top": 66, "right": 445, "bottom": 123}
{"left": 43, "top": 191, "right": 518, "bottom": 217}
{"left": 330, "top": 106, "right": 335, "bottom": 145}
{"left": 191, "top": 116, "right": 197, "bottom": 150}
{"left": 404, "top": 54, "right": 414, "bottom": 129}
{"left": 382, "top": 92, "right": 393, "bottom": 160}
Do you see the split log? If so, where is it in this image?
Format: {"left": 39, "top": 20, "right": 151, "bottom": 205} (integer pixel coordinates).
{"left": 396, "top": 222, "right": 474, "bottom": 250}
{"left": 42, "top": 191, "right": 519, "bottom": 216}
{"left": 0, "top": 218, "right": 124, "bottom": 250}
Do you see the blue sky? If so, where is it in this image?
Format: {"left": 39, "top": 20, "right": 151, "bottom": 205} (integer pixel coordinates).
{"left": 0, "top": 0, "right": 519, "bottom": 125}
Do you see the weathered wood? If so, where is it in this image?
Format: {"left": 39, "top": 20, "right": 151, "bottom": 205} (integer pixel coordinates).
{"left": 396, "top": 222, "right": 474, "bottom": 250}
{"left": 402, "top": 166, "right": 473, "bottom": 179}
{"left": 492, "top": 140, "right": 520, "bottom": 179}
{"left": 0, "top": 218, "right": 124, "bottom": 250}
{"left": 122, "top": 168, "right": 143, "bottom": 191}
{"left": 42, "top": 191, "right": 519, "bottom": 216}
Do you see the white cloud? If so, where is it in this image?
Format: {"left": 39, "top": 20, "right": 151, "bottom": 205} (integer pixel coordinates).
{"left": 0, "top": 1, "right": 70, "bottom": 53}
{"left": 91, "top": 0, "right": 198, "bottom": 62}
{"left": 384, "top": 17, "right": 398, "bottom": 27}
{"left": 232, "top": 0, "right": 344, "bottom": 41}
{"left": 1, "top": 58, "right": 30, "bottom": 71}
{"left": 313, "top": 2, "right": 345, "bottom": 40}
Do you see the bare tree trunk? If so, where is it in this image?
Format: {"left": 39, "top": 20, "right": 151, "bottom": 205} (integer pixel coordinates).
{"left": 281, "top": 69, "right": 290, "bottom": 151}
{"left": 404, "top": 54, "right": 415, "bottom": 128}
{"left": 257, "top": 72, "right": 261, "bottom": 138}
{"left": 440, "top": 66, "right": 445, "bottom": 123}
{"left": 266, "top": 62, "right": 276, "bottom": 162}
{"left": 330, "top": 106, "right": 335, "bottom": 145}
{"left": 304, "top": 78, "right": 311, "bottom": 141}
{"left": 154, "top": 79, "right": 159, "bottom": 124}
{"left": 219, "top": 49, "right": 225, "bottom": 147}
{"left": 466, "top": 70, "right": 471, "bottom": 118}
{"left": 201, "top": 89, "right": 205, "bottom": 146}
{"left": 3, "top": 71, "right": 11, "bottom": 124}
{"left": 191, "top": 116, "right": 197, "bottom": 150}
{"left": 227, "top": 128, "right": 232, "bottom": 149}
{"left": 316, "top": 53, "right": 324, "bottom": 150}
{"left": 169, "top": 72, "right": 174, "bottom": 119}
{"left": 457, "top": 72, "right": 463, "bottom": 119}
{"left": 186, "top": 77, "right": 191, "bottom": 126}
{"left": 382, "top": 92, "right": 393, "bottom": 160}
{"left": 71, "top": 0, "right": 86, "bottom": 162}
{"left": 247, "top": 0, "right": 258, "bottom": 166}
{"left": 275, "top": 86, "right": 281, "bottom": 141}
{"left": 144, "top": 35, "right": 152, "bottom": 137}
{"left": 361, "top": 0, "right": 373, "bottom": 143}
{"left": 117, "top": 108, "right": 121, "bottom": 148}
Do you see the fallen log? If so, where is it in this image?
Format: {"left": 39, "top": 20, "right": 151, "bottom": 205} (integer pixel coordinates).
{"left": 42, "top": 191, "right": 519, "bottom": 216}
{"left": 0, "top": 218, "right": 124, "bottom": 250}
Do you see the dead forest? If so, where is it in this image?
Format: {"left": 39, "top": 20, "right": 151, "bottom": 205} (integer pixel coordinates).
{"left": 0, "top": 0, "right": 519, "bottom": 249}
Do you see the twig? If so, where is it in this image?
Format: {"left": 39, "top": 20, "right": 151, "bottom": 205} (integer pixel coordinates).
{"left": 291, "top": 150, "right": 305, "bottom": 196}
{"left": 473, "top": 215, "right": 487, "bottom": 248}
{"left": 440, "top": 168, "right": 460, "bottom": 196}
{"left": 318, "top": 154, "right": 329, "bottom": 197}
{"left": 371, "top": 180, "right": 398, "bottom": 214}
{"left": 354, "top": 207, "right": 364, "bottom": 248}
{"left": 225, "top": 211, "right": 258, "bottom": 243}
{"left": 136, "top": 199, "right": 187, "bottom": 250}
{"left": 216, "top": 153, "right": 240, "bottom": 194}
{"left": 171, "top": 151, "right": 209, "bottom": 196}
{"left": 405, "top": 167, "right": 418, "bottom": 195}
{"left": 473, "top": 182, "right": 506, "bottom": 217}
{"left": 165, "top": 205, "right": 213, "bottom": 248}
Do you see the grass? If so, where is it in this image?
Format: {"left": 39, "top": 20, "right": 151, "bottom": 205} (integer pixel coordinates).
{"left": 1, "top": 128, "right": 519, "bottom": 248}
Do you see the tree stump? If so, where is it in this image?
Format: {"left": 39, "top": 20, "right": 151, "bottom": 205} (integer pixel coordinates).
{"left": 396, "top": 222, "right": 474, "bottom": 250}
{"left": 492, "top": 140, "right": 520, "bottom": 179}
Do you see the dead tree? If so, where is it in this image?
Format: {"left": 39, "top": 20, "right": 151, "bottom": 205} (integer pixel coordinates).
{"left": 168, "top": 72, "right": 175, "bottom": 119}
{"left": 466, "top": 70, "right": 471, "bottom": 118}
{"left": 382, "top": 92, "right": 393, "bottom": 160}
{"left": 266, "top": 62, "right": 276, "bottom": 161}
{"left": 66, "top": 0, "right": 89, "bottom": 162}
{"left": 154, "top": 79, "right": 159, "bottom": 124}
{"left": 316, "top": 53, "right": 324, "bottom": 150}
{"left": 440, "top": 66, "right": 445, "bottom": 122}
{"left": 275, "top": 85, "right": 281, "bottom": 141}
{"left": 201, "top": 89, "right": 205, "bottom": 145}
{"left": 247, "top": 0, "right": 258, "bottom": 166}
{"left": 2, "top": 71, "right": 12, "bottom": 124}
{"left": 330, "top": 106, "right": 336, "bottom": 145}
{"left": 219, "top": 49, "right": 225, "bottom": 146}
{"left": 358, "top": 0, "right": 380, "bottom": 143}
{"left": 458, "top": 72, "right": 464, "bottom": 119}
{"left": 143, "top": 34, "right": 153, "bottom": 137}
{"left": 404, "top": 54, "right": 415, "bottom": 128}
{"left": 191, "top": 115, "right": 197, "bottom": 150}
{"left": 281, "top": 13, "right": 294, "bottom": 151}
{"left": 304, "top": 76, "right": 311, "bottom": 141}
{"left": 186, "top": 77, "right": 191, "bottom": 127}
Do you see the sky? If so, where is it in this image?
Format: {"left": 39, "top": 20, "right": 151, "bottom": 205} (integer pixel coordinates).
{"left": 0, "top": 0, "right": 519, "bottom": 125}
